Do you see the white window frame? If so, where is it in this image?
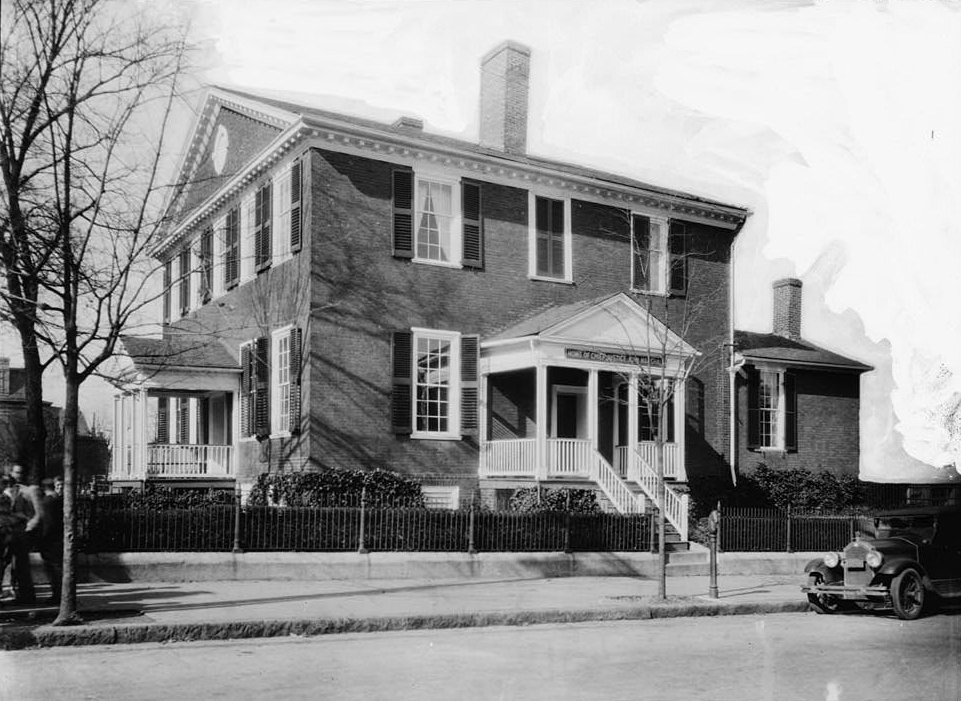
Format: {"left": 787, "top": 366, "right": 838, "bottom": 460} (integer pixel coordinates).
{"left": 411, "top": 327, "right": 461, "bottom": 440}
{"left": 413, "top": 169, "right": 462, "bottom": 268}
{"left": 271, "top": 325, "right": 293, "bottom": 438}
{"left": 422, "top": 486, "right": 461, "bottom": 510}
{"left": 631, "top": 214, "right": 669, "bottom": 295}
{"left": 757, "top": 368, "right": 786, "bottom": 451}
{"left": 528, "top": 192, "right": 573, "bottom": 283}
{"left": 273, "top": 164, "right": 293, "bottom": 264}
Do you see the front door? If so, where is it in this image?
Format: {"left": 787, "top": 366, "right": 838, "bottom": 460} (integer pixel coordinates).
{"left": 552, "top": 386, "right": 588, "bottom": 439}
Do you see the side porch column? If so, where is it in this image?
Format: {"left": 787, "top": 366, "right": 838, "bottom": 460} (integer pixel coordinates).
{"left": 112, "top": 394, "right": 123, "bottom": 478}
{"left": 138, "top": 388, "right": 149, "bottom": 480}
{"left": 627, "top": 373, "right": 639, "bottom": 477}
{"left": 588, "top": 369, "right": 598, "bottom": 453}
{"left": 676, "top": 377, "right": 687, "bottom": 481}
{"left": 535, "top": 363, "right": 548, "bottom": 481}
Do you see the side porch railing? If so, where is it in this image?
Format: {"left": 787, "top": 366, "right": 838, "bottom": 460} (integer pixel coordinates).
{"left": 147, "top": 444, "right": 234, "bottom": 478}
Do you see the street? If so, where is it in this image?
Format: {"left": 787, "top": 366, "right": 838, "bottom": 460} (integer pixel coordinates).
{"left": 2, "top": 611, "right": 959, "bottom": 700}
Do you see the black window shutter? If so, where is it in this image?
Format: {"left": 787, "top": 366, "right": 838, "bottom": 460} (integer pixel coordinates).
{"left": 255, "top": 182, "right": 272, "bottom": 272}
{"left": 162, "top": 260, "right": 171, "bottom": 324}
{"left": 632, "top": 214, "right": 651, "bottom": 290}
{"left": 460, "top": 334, "right": 480, "bottom": 436}
{"left": 669, "top": 220, "right": 688, "bottom": 295}
{"left": 254, "top": 336, "right": 270, "bottom": 438}
{"left": 391, "top": 331, "right": 413, "bottom": 434}
{"left": 462, "top": 181, "right": 483, "bottom": 268}
{"left": 225, "top": 207, "right": 239, "bottom": 289}
{"left": 392, "top": 169, "right": 414, "bottom": 259}
{"left": 157, "top": 396, "right": 169, "bottom": 443}
{"left": 665, "top": 391, "right": 675, "bottom": 443}
{"left": 200, "top": 227, "right": 213, "bottom": 304}
{"left": 198, "top": 397, "right": 210, "bottom": 444}
{"left": 179, "top": 248, "right": 190, "bottom": 316}
{"left": 289, "top": 327, "right": 303, "bottom": 434}
{"left": 178, "top": 398, "right": 190, "bottom": 444}
{"left": 290, "top": 161, "right": 303, "bottom": 253}
{"left": 240, "top": 344, "right": 251, "bottom": 437}
{"left": 746, "top": 367, "right": 760, "bottom": 450}
{"left": 785, "top": 372, "right": 797, "bottom": 452}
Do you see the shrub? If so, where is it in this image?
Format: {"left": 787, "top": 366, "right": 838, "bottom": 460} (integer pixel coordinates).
{"left": 507, "top": 487, "right": 600, "bottom": 514}
{"left": 246, "top": 468, "right": 426, "bottom": 508}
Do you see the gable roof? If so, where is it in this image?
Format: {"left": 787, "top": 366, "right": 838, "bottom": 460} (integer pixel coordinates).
{"left": 158, "top": 85, "right": 750, "bottom": 256}
{"left": 120, "top": 335, "right": 238, "bottom": 371}
{"left": 735, "top": 331, "right": 872, "bottom": 372}
{"left": 487, "top": 292, "right": 698, "bottom": 358}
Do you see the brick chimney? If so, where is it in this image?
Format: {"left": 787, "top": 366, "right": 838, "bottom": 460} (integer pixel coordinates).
{"left": 479, "top": 41, "right": 531, "bottom": 155}
{"left": 0, "top": 357, "right": 8, "bottom": 396}
{"left": 772, "top": 278, "right": 803, "bottom": 340}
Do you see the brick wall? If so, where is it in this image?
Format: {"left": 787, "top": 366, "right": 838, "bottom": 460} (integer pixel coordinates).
{"left": 735, "top": 367, "right": 861, "bottom": 477}
{"left": 305, "top": 147, "right": 736, "bottom": 482}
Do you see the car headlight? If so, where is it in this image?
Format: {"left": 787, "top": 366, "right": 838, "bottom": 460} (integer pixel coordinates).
{"left": 866, "top": 550, "right": 883, "bottom": 568}
{"left": 824, "top": 552, "right": 840, "bottom": 568}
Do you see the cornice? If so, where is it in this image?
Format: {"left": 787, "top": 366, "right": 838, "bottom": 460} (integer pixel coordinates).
{"left": 157, "top": 109, "right": 749, "bottom": 256}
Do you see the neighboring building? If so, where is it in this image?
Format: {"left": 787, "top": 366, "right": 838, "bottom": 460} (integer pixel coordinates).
{"left": 111, "top": 41, "right": 750, "bottom": 541}
{"left": 733, "top": 279, "right": 872, "bottom": 478}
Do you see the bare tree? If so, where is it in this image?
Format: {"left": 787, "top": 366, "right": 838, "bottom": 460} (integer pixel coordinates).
{"left": 0, "top": 0, "right": 191, "bottom": 624}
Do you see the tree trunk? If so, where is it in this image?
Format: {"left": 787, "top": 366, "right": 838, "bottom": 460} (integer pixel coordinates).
{"left": 18, "top": 331, "right": 47, "bottom": 484}
{"left": 656, "top": 426, "right": 667, "bottom": 600}
{"left": 53, "top": 369, "right": 82, "bottom": 626}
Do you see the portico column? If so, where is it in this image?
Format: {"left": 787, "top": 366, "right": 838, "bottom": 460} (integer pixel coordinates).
{"left": 536, "top": 363, "right": 548, "bottom": 481}
{"left": 588, "top": 369, "right": 598, "bottom": 453}
{"left": 675, "top": 378, "right": 687, "bottom": 481}
{"left": 112, "top": 395, "right": 122, "bottom": 478}
{"left": 138, "top": 388, "right": 149, "bottom": 480}
{"left": 627, "top": 373, "right": 639, "bottom": 479}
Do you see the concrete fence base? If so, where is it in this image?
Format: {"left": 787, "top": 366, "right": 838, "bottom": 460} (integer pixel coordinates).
{"left": 27, "top": 550, "right": 820, "bottom": 583}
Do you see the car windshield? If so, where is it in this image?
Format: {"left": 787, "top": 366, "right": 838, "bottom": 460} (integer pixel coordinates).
{"left": 874, "top": 514, "right": 935, "bottom": 539}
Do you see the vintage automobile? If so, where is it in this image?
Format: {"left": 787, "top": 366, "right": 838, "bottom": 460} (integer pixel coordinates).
{"left": 801, "top": 505, "right": 961, "bottom": 620}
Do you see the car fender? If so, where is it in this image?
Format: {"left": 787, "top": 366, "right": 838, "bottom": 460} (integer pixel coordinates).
{"left": 804, "top": 561, "right": 841, "bottom": 581}
{"left": 878, "top": 559, "right": 927, "bottom": 580}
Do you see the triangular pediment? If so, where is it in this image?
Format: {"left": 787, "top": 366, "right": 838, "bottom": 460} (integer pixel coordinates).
{"left": 537, "top": 293, "right": 696, "bottom": 357}
{"left": 165, "top": 89, "right": 296, "bottom": 229}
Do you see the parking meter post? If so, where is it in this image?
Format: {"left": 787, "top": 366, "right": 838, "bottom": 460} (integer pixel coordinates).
{"left": 467, "top": 495, "right": 477, "bottom": 555}
{"left": 357, "top": 486, "right": 369, "bottom": 554}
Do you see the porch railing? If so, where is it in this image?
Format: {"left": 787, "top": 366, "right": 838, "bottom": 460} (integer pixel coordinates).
{"left": 547, "top": 439, "right": 591, "bottom": 477}
{"left": 627, "top": 446, "right": 689, "bottom": 540}
{"left": 615, "top": 442, "right": 682, "bottom": 480}
{"left": 145, "top": 444, "right": 234, "bottom": 478}
{"left": 480, "top": 439, "right": 537, "bottom": 477}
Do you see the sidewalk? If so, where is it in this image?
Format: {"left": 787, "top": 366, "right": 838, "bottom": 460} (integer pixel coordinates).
{"left": 0, "top": 574, "right": 811, "bottom": 649}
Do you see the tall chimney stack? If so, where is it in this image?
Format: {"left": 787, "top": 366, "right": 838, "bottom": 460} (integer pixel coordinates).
{"left": 479, "top": 41, "right": 531, "bottom": 155}
{"left": 772, "top": 278, "right": 803, "bottom": 340}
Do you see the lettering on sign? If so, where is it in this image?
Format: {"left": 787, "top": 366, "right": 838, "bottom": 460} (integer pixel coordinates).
{"left": 565, "top": 348, "right": 663, "bottom": 367}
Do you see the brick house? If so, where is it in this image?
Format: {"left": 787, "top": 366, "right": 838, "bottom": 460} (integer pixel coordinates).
{"left": 111, "top": 41, "right": 750, "bottom": 541}
{"left": 733, "top": 278, "right": 872, "bottom": 478}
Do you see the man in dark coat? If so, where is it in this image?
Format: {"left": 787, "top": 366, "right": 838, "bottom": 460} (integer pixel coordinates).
{"left": 39, "top": 477, "right": 64, "bottom": 604}
{"left": 5, "top": 464, "right": 37, "bottom": 604}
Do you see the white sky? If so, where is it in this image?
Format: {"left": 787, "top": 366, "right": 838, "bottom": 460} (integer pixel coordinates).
{"left": 4, "top": 0, "right": 960, "bottom": 480}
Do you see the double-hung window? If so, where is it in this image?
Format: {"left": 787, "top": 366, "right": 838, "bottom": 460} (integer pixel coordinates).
{"left": 390, "top": 329, "right": 479, "bottom": 440}
{"left": 415, "top": 177, "right": 456, "bottom": 264}
{"left": 748, "top": 367, "right": 797, "bottom": 451}
{"left": 530, "top": 194, "right": 571, "bottom": 281}
{"left": 272, "top": 327, "right": 292, "bottom": 435}
{"left": 632, "top": 216, "right": 688, "bottom": 295}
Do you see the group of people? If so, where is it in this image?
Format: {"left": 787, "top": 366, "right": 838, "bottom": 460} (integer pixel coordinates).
{"left": 0, "top": 463, "right": 63, "bottom": 606}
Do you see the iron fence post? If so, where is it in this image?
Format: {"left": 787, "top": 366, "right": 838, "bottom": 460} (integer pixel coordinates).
{"left": 786, "top": 505, "right": 793, "bottom": 553}
{"left": 564, "top": 491, "right": 572, "bottom": 554}
{"left": 649, "top": 511, "right": 656, "bottom": 553}
{"left": 357, "top": 486, "right": 369, "bottom": 554}
{"left": 232, "top": 487, "right": 244, "bottom": 554}
{"left": 467, "top": 496, "right": 477, "bottom": 555}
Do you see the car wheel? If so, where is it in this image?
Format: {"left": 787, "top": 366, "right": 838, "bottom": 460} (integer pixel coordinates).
{"left": 891, "top": 568, "right": 926, "bottom": 620}
{"left": 807, "top": 575, "right": 850, "bottom": 615}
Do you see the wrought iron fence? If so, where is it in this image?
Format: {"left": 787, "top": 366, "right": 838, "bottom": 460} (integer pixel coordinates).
{"left": 76, "top": 496, "right": 655, "bottom": 554}
{"left": 719, "top": 506, "right": 874, "bottom": 553}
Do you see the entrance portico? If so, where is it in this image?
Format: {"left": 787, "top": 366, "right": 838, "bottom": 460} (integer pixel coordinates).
{"left": 479, "top": 293, "right": 695, "bottom": 535}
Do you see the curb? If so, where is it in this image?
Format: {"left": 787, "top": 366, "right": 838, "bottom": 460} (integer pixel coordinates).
{"left": 11, "top": 600, "right": 811, "bottom": 650}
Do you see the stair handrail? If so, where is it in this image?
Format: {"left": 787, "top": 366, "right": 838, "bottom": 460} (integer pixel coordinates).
{"left": 626, "top": 446, "right": 689, "bottom": 541}
{"left": 590, "top": 450, "right": 644, "bottom": 514}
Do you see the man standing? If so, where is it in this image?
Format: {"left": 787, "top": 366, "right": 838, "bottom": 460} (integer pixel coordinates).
{"left": 39, "top": 477, "right": 64, "bottom": 604}
{"left": 5, "top": 464, "right": 38, "bottom": 604}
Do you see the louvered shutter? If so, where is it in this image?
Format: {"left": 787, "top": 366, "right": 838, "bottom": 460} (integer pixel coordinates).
{"left": 225, "top": 208, "right": 239, "bottom": 289}
{"left": 198, "top": 397, "right": 210, "bottom": 444}
{"left": 289, "top": 327, "right": 302, "bottom": 434}
{"left": 785, "top": 372, "right": 797, "bottom": 452}
{"left": 460, "top": 335, "right": 480, "bottom": 436}
{"left": 632, "top": 215, "right": 650, "bottom": 290}
{"left": 746, "top": 367, "right": 760, "bottom": 450}
{"left": 240, "top": 344, "right": 251, "bottom": 436}
{"left": 461, "top": 181, "right": 483, "bottom": 268}
{"left": 255, "top": 183, "right": 272, "bottom": 272}
{"left": 178, "top": 398, "right": 190, "bottom": 444}
{"left": 290, "top": 161, "right": 303, "bottom": 253}
{"left": 179, "top": 248, "right": 190, "bottom": 316}
{"left": 254, "top": 336, "right": 270, "bottom": 438}
{"left": 157, "top": 397, "right": 169, "bottom": 443}
{"left": 200, "top": 227, "right": 213, "bottom": 303}
{"left": 162, "top": 261, "right": 171, "bottom": 324}
{"left": 392, "top": 169, "right": 414, "bottom": 259}
{"left": 669, "top": 220, "right": 688, "bottom": 295}
{"left": 391, "top": 331, "right": 413, "bottom": 434}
